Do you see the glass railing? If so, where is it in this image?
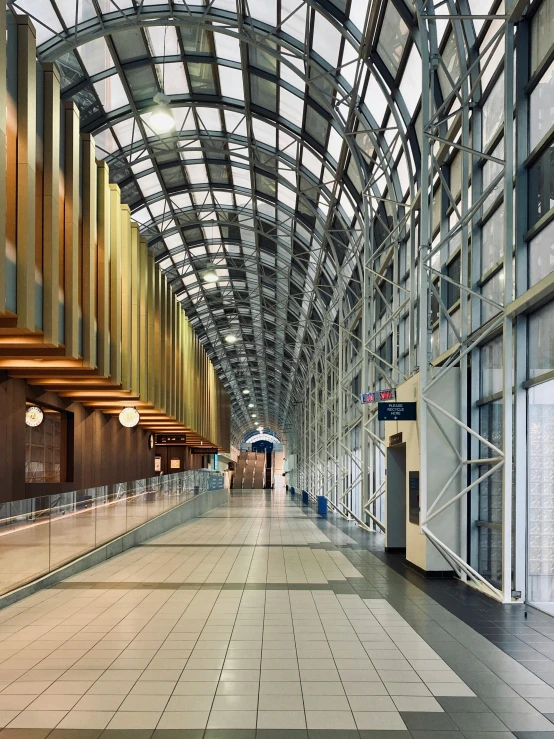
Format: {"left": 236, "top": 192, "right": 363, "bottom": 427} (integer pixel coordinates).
{"left": 0, "top": 470, "right": 225, "bottom": 597}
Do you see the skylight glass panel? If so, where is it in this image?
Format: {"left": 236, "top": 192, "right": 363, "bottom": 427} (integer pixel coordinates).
{"left": 171, "top": 193, "right": 193, "bottom": 210}
{"left": 280, "top": 0, "right": 307, "bottom": 41}
{"left": 218, "top": 66, "right": 245, "bottom": 101}
{"left": 250, "top": 75, "right": 277, "bottom": 112}
{"left": 280, "top": 88, "right": 304, "bottom": 128}
{"left": 94, "top": 128, "right": 118, "bottom": 158}
{"left": 131, "top": 158, "right": 151, "bottom": 175}
{"left": 78, "top": 38, "right": 114, "bottom": 76}
{"left": 212, "top": 191, "right": 235, "bottom": 206}
{"left": 302, "top": 147, "right": 323, "bottom": 178}
{"left": 148, "top": 26, "right": 180, "bottom": 57}
{"left": 278, "top": 183, "right": 297, "bottom": 209}
{"left": 231, "top": 167, "right": 250, "bottom": 188}
{"left": 131, "top": 207, "right": 150, "bottom": 225}
{"left": 312, "top": 13, "right": 342, "bottom": 68}
{"left": 139, "top": 172, "right": 162, "bottom": 197}
{"left": 252, "top": 119, "right": 276, "bottom": 148}
{"left": 213, "top": 0, "right": 237, "bottom": 11}
{"left": 253, "top": 1, "right": 277, "bottom": 27}
{"left": 159, "top": 63, "right": 189, "bottom": 95}
{"left": 280, "top": 57, "right": 304, "bottom": 90}
{"left": 327, "top": 127, "right": 343, "bottom": 163}
{"left": 398, "top": 45, "right": 421, "bottom": 116}
{"left": 305, "top": 106, "right": 329, "bottom": 146}
{"left": 112, "top": 118, "right": 138, "bottom": 147}
{"left": 13, "top": 0, "right": 63, "bottom": 44}
{"left": 165, "top": 233, "right": 184, "bottom": 250}
{"left": 188, "top": 63, "right": 217, "bottom": 95}
{"left": 186, "top": 162, "right": 209, "bottom": 185}
{"left": 340, "top": 42, "right": 358, "bottom": 87}
{"left": 225, "top": 111, "right": 248, "bottom": 137}
{"left": 94, "top": 74, "right": 128, "bottom": 112}
{"left": 376, "top": 2, "right": 409, "bottom": 76}
{"left": 149, "top": 199, "right": 168, "bottom": 218}
{"left": 349, "top": 0, "right": 369, "bottom": 31}
{"left": 214, "top": 32, "right": 241, "bottom": 62}
{"left": 279, "top": 131, "right": 297, "bottom": 157}
{"left": 197, "top": 107, "right": 222, "bottom": 132}
{"left": 363, "top": 74, "right": 388, "bottom": 124}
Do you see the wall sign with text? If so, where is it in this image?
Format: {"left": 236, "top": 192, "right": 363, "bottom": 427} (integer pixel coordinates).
{"left": 377, "top": 402, "right": 417, "bottom": 421}
{"left": 360, "top": 389, "right": 396, "bottom": 404}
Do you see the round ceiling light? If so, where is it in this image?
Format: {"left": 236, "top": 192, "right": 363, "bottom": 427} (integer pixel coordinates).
{"left": 225, "top": 334, "right": 238, "bottom": 344}
{"left": 25, "top": 406, "right": 44, "bottom": 428}
{"left": 150, "top": 103, "right": 175, "bottom": 134}
{"left": 257, "top": 426, "right": 264, "bottom": 433}
{"left": 150, "top": 93, "right": 175, "bottom": 134}
{"left": 242, "top": 389, "right": 250, "bottom": 395}
{"left": 248, "top": 403, "right": 254, "bottom": 408}
{"left": 201, "top": 263, "right": 219, "bottom": 283}
{"left": 251, "top": 414, "right": 257, "bottom": 418}
{"left": 119, "top": 407, "right": 140, "bottom": 428}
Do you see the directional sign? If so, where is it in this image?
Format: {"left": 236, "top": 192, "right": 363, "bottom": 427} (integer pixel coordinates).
{"left": 378, "top": 402, "right": 417, "bottom": 421}
{"left": 360, "top": 388, "right": 396, "bottom": 404}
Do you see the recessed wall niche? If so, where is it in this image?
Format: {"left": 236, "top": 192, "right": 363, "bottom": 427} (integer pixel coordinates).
{"left": 24, "top": 403, "right": 70, "bottom": 484}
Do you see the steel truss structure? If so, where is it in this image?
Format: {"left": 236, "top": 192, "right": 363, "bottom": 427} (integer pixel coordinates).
{"left": 17, "top": 0, "right": 551, "bottom": 602}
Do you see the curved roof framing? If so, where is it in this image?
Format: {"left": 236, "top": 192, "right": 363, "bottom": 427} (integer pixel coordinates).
{"left": 9, "top": 0, "right": 493, "bottom": 440}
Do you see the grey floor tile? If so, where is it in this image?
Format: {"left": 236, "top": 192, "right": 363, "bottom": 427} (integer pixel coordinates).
{"left": 204, "top": 731, "right": 256, "bottom": 739}
{"left": 450, "top": 713, "right": 510, "bottom": 731}
{"left": 400, "top": 712, "right": 458, "bottom": 730}
{"left": 256, "top": 731, "right": 308, "bottom": 739}
{"left": 495, "top": 713, "right": 554, "bottom": 731}
{"left": 436, "top": 697, "right": 489, "bottom": 712}
{"left": 307, "top": 731, "right": 361, "bottom": 739}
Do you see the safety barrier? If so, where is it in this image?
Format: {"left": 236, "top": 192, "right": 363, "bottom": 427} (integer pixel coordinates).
{"left": 0, "top": 470, "right": 225, "bottom": 599}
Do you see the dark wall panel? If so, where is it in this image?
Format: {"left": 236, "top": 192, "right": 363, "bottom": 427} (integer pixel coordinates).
{"left": 0, "top": 374, "right": 205, "bottom": 503}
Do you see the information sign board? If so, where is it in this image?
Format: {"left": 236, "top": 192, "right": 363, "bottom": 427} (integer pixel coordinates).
{"left": 377, "top": 402, "right": 417, "bottom": 421}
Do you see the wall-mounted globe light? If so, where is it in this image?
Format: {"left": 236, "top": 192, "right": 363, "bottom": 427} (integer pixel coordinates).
{"left": 119, "top": 407, "right": 140, "bottom": 428}
{"left": 25, "top": 405, "right": 44, "bottom": 427}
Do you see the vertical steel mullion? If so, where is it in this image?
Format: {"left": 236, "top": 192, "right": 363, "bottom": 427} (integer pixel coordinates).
{"left": 501, "top": 22, "right": 515, "bottom": 603}
{"left": 417, "top": 3, "right": 434, "bottom": 531}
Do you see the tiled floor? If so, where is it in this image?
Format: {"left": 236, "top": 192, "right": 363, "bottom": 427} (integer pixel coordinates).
{"left": 0, "top": 491, "right": 553, "bottom": 738}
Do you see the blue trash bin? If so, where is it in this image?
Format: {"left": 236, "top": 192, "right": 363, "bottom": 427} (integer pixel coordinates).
{"left": 317, "top": 496, "right": 328, "bottom": 515}
{"left": 302, "top": 490, "right": 309, "bottom": 505}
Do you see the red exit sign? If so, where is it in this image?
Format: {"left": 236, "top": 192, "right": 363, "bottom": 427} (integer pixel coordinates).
{"left": 360, "top": 389, "right": 396, "bottom": 404}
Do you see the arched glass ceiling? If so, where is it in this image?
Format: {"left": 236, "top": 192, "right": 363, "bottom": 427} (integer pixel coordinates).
{"left": 9, "top": 0, "right": 493, "bottom": 439}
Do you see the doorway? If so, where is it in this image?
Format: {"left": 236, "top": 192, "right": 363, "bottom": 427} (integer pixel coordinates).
{"left": 386, "top": 443, "right": 407, "bottom": 551}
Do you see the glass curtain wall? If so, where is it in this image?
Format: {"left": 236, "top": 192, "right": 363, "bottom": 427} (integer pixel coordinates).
{"left": 525, "top": 0, "right": 554, "bottom": 611}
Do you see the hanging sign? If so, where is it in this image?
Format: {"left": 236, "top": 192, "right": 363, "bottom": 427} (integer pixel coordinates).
{"left": 378, "top": 402, "right": 417, "bottom": 421}
{"left": 360, "top": 389, "right": 396, "bottom": 404}
{"left": 155, "top": 434, "right": 187, "bottom": 445}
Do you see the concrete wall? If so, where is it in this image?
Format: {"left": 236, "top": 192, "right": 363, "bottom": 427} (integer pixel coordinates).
{"left": 385, "top": 368, "right": 462, "bottom": 573}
